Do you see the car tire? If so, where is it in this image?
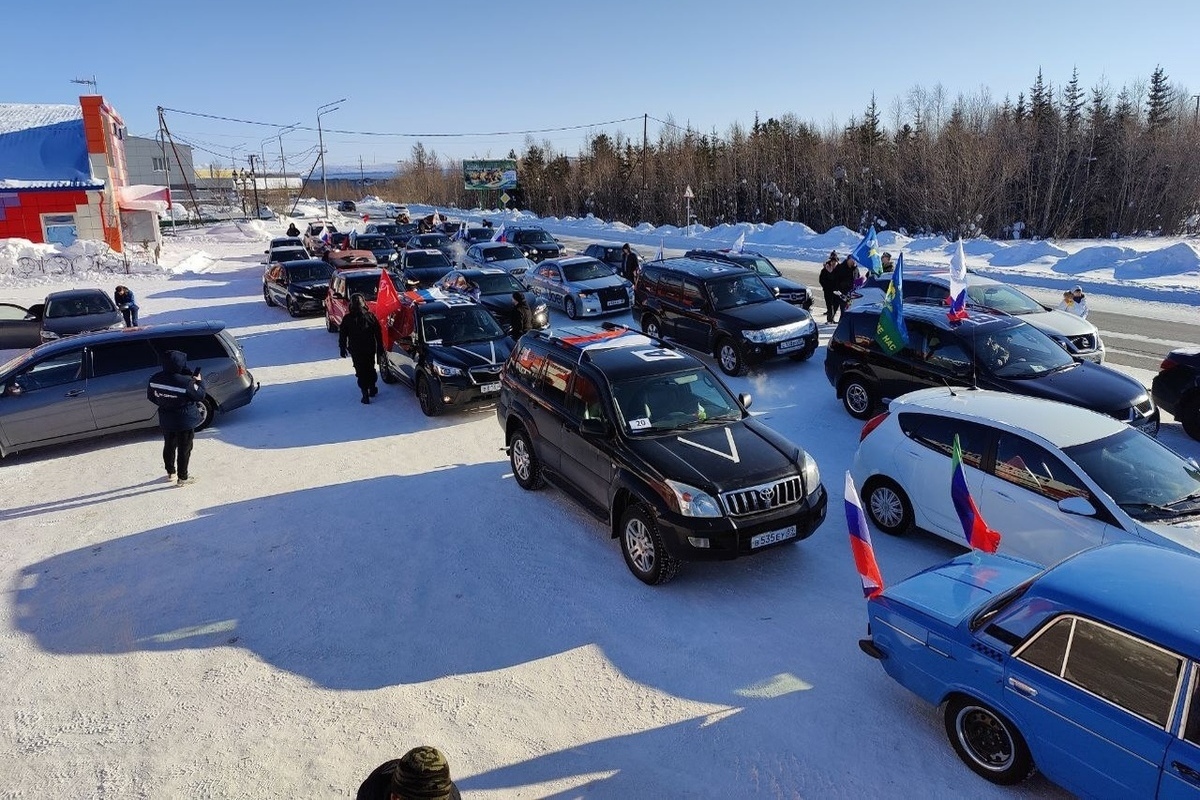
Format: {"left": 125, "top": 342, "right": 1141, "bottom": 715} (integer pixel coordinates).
{"left": 509, "top": 426, "right": 544, "bottom": 490}
{"left": 863, "top": 477, "right": 913, "bottom": 535}
{"left": 194, "top": 396, "right": 217, "bottom": 432}
{"left": 619, "top": 504, "right": 680, "bottom": 586}
{"left": 944, "top": 695, "right": 1035, "bottom": 786}
{"left": 326, "top": 314, "right": 338, "bottom": 333}
{"left": 642, "top": 315, "right": 662, "bottom": 340}
{"left": 840, "top": 374, "right": 877, "bottom": 419}
{"left": 416, "top": 374, "right": 442, "bottom": 417}
{"left": 286, "top": 298, "right": 300, "bottom": 318}
{"left": 380, "top": 358, "right": 398, "bottom": 384}
{"left": 716, "top": 337, "right": 745, "bottom": 377}
{"left": 565, "top": 296, "right": 579, "bottom": 320}
{"left": 263, "top": 285, "right": 275, "bottom": 307}
{"left": 1180, "top": 394, "right": 1200, "bottom": 441}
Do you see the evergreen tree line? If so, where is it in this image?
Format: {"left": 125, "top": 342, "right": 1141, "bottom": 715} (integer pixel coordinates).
{"left": 386, "top": 67, "right": 1200, "bottom": 240}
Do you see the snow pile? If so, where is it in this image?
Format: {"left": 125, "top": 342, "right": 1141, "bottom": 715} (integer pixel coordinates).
{"left": 204, "top": 220, "right": 274, "bottom": 242}
{"left": 905, "top": 235, "right": 951, "bottom": 252}
{"left": 875, "top": 230, "right": 910, "bottom": 248}
{"left": 988, "top": 240, "right": 1068, "bottom": 267}
{"left": 1052, "top": 245, "right": 1138, "bottom": 275}
{"left": 168, "top": 251, "right": 218, "bottom": 273}
{"left": 1114, "top": 241, "right": 1200, "bottom": 280}
{"left": 961, "top": 237, "right": 1000, "bottom": 256}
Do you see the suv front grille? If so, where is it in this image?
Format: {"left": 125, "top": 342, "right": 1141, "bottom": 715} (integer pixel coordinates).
{"left": 468, "top": 364, "right": 503, "bottom": 385}
{"left": 720, "top": 476, "right": 804, "bottom": 517}
{"left": 597, "top": 286, "right": 629, "bottom": 306}
{"left": 1069, "top": 333, "right": 1097, "bottom": 352}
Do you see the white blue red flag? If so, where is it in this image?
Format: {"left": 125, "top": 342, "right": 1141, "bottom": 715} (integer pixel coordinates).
{"left": 947, "top": 238, "right": 969, "bottom": 322}
{"left": 951, "top": 434, "right": 1001, "bottom": 553}
{"left": 491, "top": 224, "right": 506, "bottom": 243}
{"left": 732, "top": 231, "right": 745, "bottom": 253}
{"left": 844, "top": 471, "right": 885, "bottom": 599}
{"left": 656, "top": 237, "right": 665, "bottom": 261}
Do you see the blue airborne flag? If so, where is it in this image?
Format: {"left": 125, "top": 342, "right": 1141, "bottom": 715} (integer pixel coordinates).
{"left": 875, "top": 252, "right": 909, "bottom": 354}
{"left": 851, "top": 225, "right": 883, "bottom": 277}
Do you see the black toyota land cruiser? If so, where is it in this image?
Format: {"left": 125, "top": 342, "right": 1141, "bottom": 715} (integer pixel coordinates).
{"left": 497, "top": 324, "right": 827, "bottom": 585}
{"left": 632, "top": 257, "right": 819, "bottom": 376}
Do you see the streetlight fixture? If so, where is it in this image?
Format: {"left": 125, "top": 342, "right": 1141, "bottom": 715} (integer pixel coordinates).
{"left": 275, "top": 122, "right": 300, "bottom": 205}
{"left": 316, "top": 99, "right": 346, "bottom": 219}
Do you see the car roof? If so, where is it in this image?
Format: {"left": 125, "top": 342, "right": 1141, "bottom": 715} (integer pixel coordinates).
{"left": 400, "top": 287, "right": 480, "bottom": 312}
{"left": 541, "top": 256, "right": 600, "bottom": 267}
{"left": 644, "top": 256, "right": 755, "bottom": 279}
{"left": 1035, "top": 543, "right": 1200, "bottom": 656}
{"left": 850, "top": 301, "right": 1016, "bottom": 330}
{"left": 530, "top": 324, "right": 703, "bottom": 378}
{"left": 3, "top": 320, "right": 227, "bottom": 367}
{"left": 333, "top": 267, "right": 383, "bottom": 278}
{"left": 45, "top": 288, "right": 111, "bottom": 300}
{"left": 476, "top": 242, "right": 514, "bottom": 249}
{"left": 890, "top": 387, "right": 1132, "bottom": 447}
{"left": 455, "top": 267, "right": 508, "bottom": 276}
{"left": 281, "top": 259, "right": 330, "bottom": 269}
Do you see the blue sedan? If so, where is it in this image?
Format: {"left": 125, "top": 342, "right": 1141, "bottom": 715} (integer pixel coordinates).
{"left": 860, "top": 543, "right": 1200, "bottom": 797}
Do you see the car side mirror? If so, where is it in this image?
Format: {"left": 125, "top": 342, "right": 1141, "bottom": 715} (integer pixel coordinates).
{"left": 3, "top": 382, "right": 22, "bottom": 397}
{"left": 28, "top": 303, "right": 44, "bottom": 320}
{"left": 579, "top": 417, "right": 611, "bottom": 438}
{"left": 1058, "top": 496, "right": 1096, "bottom": 517}
{"left": 738, "top": 392, "right": 753, "bottom": 410}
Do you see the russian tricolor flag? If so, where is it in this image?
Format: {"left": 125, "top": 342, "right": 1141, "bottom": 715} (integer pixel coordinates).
{"left": 947, "top": 238, "right": 969, "bottom": 322}
{"left": 951, "top": 434, "right": 1001, "bottom": 553}
{"left": 844, "top": 472, "right": 885, "bottom": 599}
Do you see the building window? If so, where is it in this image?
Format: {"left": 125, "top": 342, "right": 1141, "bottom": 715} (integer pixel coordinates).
{"left": 152, "top": 157, "right": 167, "bottom": 172}
{"left": 42, "top": 214, "right": 78, "bottom": 246}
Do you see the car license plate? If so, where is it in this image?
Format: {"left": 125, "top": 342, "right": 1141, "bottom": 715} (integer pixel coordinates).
{"left": 751, "top": 525, "right": 797, "bottom": 549}
{"left": 480, "top": 381, "right": 501, "bottom": 394}
{"left": 778, "top": 338, "right": 804, "bottom": 352}
{"left": 604, "top": 299, "right": 626, "bottom": 308}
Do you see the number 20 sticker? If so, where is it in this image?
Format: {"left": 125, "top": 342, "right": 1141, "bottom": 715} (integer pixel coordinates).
{"left": 631, "top": 348, "right": 684, "bottom": 362}
{"left": 629, "top": 417, "right": 652, "bottom": 430}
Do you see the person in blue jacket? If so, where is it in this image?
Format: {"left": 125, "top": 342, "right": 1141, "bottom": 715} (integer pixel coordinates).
{"left": 146, "top": 350, "right": 206, "bottom": 485}
{"left": 114, "top": 285, "right": 139, "bottom": 327}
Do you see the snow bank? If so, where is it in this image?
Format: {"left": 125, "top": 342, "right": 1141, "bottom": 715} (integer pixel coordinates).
{"left": 961, "top": 237, "right": 1000, "bottom": 256}
{"left": 988, "top": 240, "right": 1068, "bottom": 267}
{"left": 169, "top": 251, "right": 218, "bottom": 273}
{"left": 1052, "top": 245, "right": 1138, "bottom": 275}
{"left": 1114, "top": 241, "right": 1200, "bottom": 280}
{"left": 875, "top": 230, "right": 910, "bottom": 248}
{"left": 204, "top": 220, "right": 274, "bottom": 242}
{"left": 905, "top": 235, "right": 950, "bottom": 252}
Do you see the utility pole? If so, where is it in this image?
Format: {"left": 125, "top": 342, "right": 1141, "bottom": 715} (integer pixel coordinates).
{"left": 277, "top": 122, "right": 299, "bottom": 208}
{"left": 1194, "top": 94, "right": 1200, "bottom": 123}
{"left": 248, "top": 155, "right": 262, "bottom": 218}
{"left": 359, "top": 155, "right": 365, "bottom": 187}
{"left": 158, "top": 126, "right": 176, "bottom": 234}
{"left": 316, "top": 98, "right": 346, "bottom": 220}
{"left": 642, "top": 113, "right": 648, "bottom": 223}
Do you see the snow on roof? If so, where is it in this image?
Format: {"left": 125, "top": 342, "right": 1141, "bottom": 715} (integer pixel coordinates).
{"left": 0, "top": 103, "right": 82, "bottom": 135}
{"left": 0, "top": 102, "right": 98, "bottom": 188}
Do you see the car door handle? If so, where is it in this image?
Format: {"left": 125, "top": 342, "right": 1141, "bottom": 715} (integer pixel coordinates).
{"left": 1007, "top": 677, "right": 1038, "bottom": 697}
{"left": 64, "top": 388, "right": 85, "bottom": 398}
{"left": 1173, "top": 762, "right": 1200, "bottom": 782}
{"left": 995, "top": 491, "right": 1016, "bottom": 502}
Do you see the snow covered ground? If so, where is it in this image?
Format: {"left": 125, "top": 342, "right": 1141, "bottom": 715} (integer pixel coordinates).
{"left": 1, "top": 211, "right": 1197, "bottom": 797}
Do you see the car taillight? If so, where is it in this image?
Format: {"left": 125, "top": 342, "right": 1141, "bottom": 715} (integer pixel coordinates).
{"left": 859, "top": 411, "right": 890, "bottom": 442}
{"left": 1159, "top": 357, "right": 1179, "bottom": 371}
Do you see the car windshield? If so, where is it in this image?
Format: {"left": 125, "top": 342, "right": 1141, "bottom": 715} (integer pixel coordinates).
{"left": 481, "top": 246, "right": 523, "bottom": 262}
{"left": 466, "top": 229, "right": 492, "bottom": 241}
{"left": 473, "top": 273, "right": 525, "bottom": 294}
{"left": 45, "top": 294, "right": 116, "bottom": 318}
{"left": 356, "top": 236, "right": 391, "bottom": 250}
{"left": 421, "top": 306, "right": 503, "bottom": 345}
{"left": 414, "top": 234, "right": 449, "bottom": 247}
{"left": 746, "top": 257, "right": 781, "bottom": 277}
{"left": 1064, "top": 429, "right": 1200, "bottom": 520}
{"left": 407, "top": 251, "right": 451, "bottom": 268}
{"left": 345, "top": 276, "right": 381, "bottom": 301}
{"left": 967, "top": 284, "right": 1044, "bottom": 315}
{"left": 286, "top": 263, "right": 333, "bottom": 282}
{"left": 371, "top": 225, "right": 399, "bottom": 235}
{"left": 972, "top": 323, "right": 1075, "bottom": 378}
{"left": 708, "top": 275, "right": 775, "bottom": 310}
{"left": 563, "top": 261, "right": 616, "bottom": 282}
{"left": 274, "top": 249, "right": 309, "bottom": 263}
{"left": 514, "top": 230, "right": 554, "bottom": 244}
{"left": 611, "top": 369, "right": 742, "bottom": 434}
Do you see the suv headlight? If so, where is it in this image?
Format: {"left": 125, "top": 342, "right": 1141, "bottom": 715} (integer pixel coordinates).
{"left": 431, "top": 361, "right": 462, "bottom": 377}
{"left": 801, "top": 455, "right": 821, "bottom": 498}
{"left": 742, "top": 328, "right": 768, "bottom": 344}
{"left": 664, "top": 479, "right": 723, "bottom": 518}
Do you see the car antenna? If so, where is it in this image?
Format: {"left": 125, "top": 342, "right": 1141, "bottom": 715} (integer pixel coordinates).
{"left": 942, "top": 378, "right": 957, "bottom": 397}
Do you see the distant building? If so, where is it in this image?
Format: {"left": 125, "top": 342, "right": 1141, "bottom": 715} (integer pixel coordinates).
{"left": 125, "top": 134, "right": 195, "bottom": 188}
{"left": 0, "top": 95, "right": 167, "bottom": 252}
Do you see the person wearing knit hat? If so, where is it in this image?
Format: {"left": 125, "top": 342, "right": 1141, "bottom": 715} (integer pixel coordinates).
{"left": 356, "top": 746, "right": 462, "bottom": 800}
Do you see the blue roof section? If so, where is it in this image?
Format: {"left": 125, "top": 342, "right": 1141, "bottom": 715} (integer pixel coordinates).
{"left": 0, "top": 105, "right": 100, "bottom": 188}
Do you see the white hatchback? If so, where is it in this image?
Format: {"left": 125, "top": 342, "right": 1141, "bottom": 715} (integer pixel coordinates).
{"left": 851, "top": 387, "right": 1200, "bottom": 566}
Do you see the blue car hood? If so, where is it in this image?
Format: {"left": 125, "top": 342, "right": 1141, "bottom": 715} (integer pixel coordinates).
{"left": 882, "top": 551, "right": 1041, "bottom": 626}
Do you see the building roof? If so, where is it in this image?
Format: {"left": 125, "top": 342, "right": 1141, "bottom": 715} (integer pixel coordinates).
{"left": 0, "top": 102, "right": 101, "bottom": 189}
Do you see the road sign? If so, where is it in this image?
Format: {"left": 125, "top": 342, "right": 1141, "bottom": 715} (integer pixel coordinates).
{"left": 500, "top": 192, "right": 511, "bottom": 205}
{"left": 683, "top": 185, "right": 694, "bottom": 199}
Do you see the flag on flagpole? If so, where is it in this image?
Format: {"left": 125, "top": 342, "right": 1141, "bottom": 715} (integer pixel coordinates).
{"left": 656, "top": 237, "right": 665, "bottom": 261}
{"left": 875, "top": 252, "right": 910, "bottom": 354}
{"left": 491, "top": 224, "right": 506, "bottom": 242}
{"left": 947, "top": 238, "right": 969, "bottom": 322}
{"left": 375, "top": 269, "right": 403, "bottom": 351}
{"left": 951, "top": 434, "right": 1001, "bottom": 553}
{"left": 851, "top": 225, "right": 883, "bottom": 277}
{"left": 845, "top": 471, "right": 885, "bottom": 599}
{"left": 731, "top": 230, "right": 745, "bottom": 253}
{"left": 431, "top": 209, "right": 441, "bottom": 227}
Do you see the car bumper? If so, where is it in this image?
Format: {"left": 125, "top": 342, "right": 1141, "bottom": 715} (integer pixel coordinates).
{"left": 742, "top": 330, "right": 820, "bottom": 365}
{"left": 289, "top": 295, "right": 325, "bottom": 312}
{"left": 217, "top": 372, "right": 259, "bottom": 413}
{"left": 577, "top": 298, "right": 632, "bottom": 317}
{"left": 440, "top": 378, "right": 503, "bottom": 408}
{"left": 655, "top": 485, "right": 827, "bottom": 561}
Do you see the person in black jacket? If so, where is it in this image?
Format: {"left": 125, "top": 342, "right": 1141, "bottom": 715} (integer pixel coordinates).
{"left": 357, "top": 746, "right": 462, "bottom": 800}
{"left": 146, "top": 350, "right": 206, "bottom": 485}
{"left": 818, "top": 251, "right": 842, "bottom": 324}
{"left": 286, "top": 222, "right": 301, "bottom": 237}
{"left": 509, "top": 291, "right": 533, "bottom": 340}
{"left": 339, "top": 293, "right": 385, "bottom": 404}
{"left": 621, "top": 243, "right": 640, "bottom": 281}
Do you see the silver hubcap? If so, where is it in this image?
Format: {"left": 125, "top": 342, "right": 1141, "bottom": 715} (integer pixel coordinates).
{"left": 846, "top": 383, "right": 869, "bottom": 413}
{"left": 870, "top": 487, "right": 904, "bottom": 528}
{"left": 512, "top": 436, "right": 531, "bottom": 481}
{"left": 646, "top": 321, "right": 660, "bottom": 338}
{"left": 956, "top": 706, "right": 1015, "bottom": 771}
{"left": 719, "top": 345, "right": 738, "bottom": 371}
{"left": 624, "top": 517, "right": 656, "bottom": 573}
{"left": 566, "top": 298, "right": 575, "bottom": 317}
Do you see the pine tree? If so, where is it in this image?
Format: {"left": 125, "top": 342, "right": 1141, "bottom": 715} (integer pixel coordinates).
{"left": 1146, "top": 66, "right": 1174, "bottom": 132}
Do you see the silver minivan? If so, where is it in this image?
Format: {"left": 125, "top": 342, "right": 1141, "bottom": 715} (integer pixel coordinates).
{"left": 0, "top": 322, "right": 258, "bottom": 458}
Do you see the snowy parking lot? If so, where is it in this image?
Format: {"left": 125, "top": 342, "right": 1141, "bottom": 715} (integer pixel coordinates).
{"left": 2, "top": 220, "right": 1198, "bottom": 797}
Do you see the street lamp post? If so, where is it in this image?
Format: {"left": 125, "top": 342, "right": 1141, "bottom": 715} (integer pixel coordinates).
{"left": 275, "top": 122, "right": 300, "bottom": 207}
{"left": 316, "top": 99, "right": 346, "bottom": 219}
{"left": 247, "top": 155, "right": 262, "bottom": 219}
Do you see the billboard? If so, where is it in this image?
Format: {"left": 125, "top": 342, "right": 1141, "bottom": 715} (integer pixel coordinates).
{"left": 464, "top": 159, "right": 518, "bottom": 191}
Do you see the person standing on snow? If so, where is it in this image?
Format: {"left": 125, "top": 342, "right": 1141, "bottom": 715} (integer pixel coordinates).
{"left": 621, "top": 243, "right": 640, "bottom": 282}
{"left": 339, "top": 293, "right": 385, "bottom": 404}
{"left": 146, "top": 350, "right": 206, "bottom": 485}
{"left": 1070, "top": 285, "right": 1089, "bottom": 318}
{"left": 510, "top": 291, "right": 533, "bottom": 340}
{"left": 114, "top": 285, "right": 139, "bottom": 327}
{"left": 818, "top": 251, "right": 843, "bottom": 324}
{"left": 286, "top": 222, "right": 301, "bottom": 237}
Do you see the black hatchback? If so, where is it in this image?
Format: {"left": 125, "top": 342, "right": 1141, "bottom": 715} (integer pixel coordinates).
{"left": 263, "top": 259, "right": 334, "bottom": 317}
{"left": 825, "top": 303, "right": 1159, "bottom": 434}
{"left": 1152, "top": 348, "right": 1200, "bottom": 440}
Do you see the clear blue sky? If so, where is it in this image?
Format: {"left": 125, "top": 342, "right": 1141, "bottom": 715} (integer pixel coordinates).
{"left": 5, "top": 0, "right": 1199, "bottom": 173}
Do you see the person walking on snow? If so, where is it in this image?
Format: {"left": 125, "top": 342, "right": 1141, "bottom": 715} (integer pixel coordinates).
{"left": 286, "top": 222, "right": 300, "bottom": 237}
{"left": 146, "top": 350, "right": 206, "bottom": 485}
{"left": 339, "top": 293, "right": 385, "bottom": 404}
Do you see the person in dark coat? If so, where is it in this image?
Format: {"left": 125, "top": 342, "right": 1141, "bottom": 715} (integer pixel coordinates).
{"left": 510, "top": 291, "right": 534, "bottom": 340}
{"left": 286, "top": 222, "right": 301, "bottom": 237}
{"left": 146, "top": 350, "right": 206, "bottom": 485}
{"left": 818, "top": 251, "right": 842, "bottom": 324}
{"left": 357, "top": 746, "right": 462, "bottom": 800}
{"left": 621, "top": 243, "right": 640, "bottom": 282}
{"left": 114, "top": 285, "right": 139, "bottom": 327}
{"left": 339, "top": 293, "right": 385, "bottom": 404}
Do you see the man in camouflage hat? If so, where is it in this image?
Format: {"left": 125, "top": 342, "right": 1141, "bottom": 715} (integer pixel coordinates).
{"left": 357, "top": 746, "right": 462, "bottom": 800}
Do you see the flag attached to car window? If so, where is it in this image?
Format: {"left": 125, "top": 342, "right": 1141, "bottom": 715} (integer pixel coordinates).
{"left": 951, "top": 434, "right": 1001, "bottom": 553}
{"left": 732, "top": 231, "right": 745, "bottom": 253}
{"left": 844, "top": 471, "right": 885, "bottom": 599}
{"left": 875, "top": 253, "right": 909, "bottom": 354}
{"left": 947, "top": 238, "right": 969, "bottom": 322}
{"left": 851, "top": 225, "right": 883, "bottom": 277}
{"left": 375, "top": 270, "right": 403, "bottom": 350}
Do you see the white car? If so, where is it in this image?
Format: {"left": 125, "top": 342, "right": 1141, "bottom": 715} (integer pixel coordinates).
{"left": 851, "top": 387, "right": 1200, "bottom": 566}
{"left": 459, "top": 242, "right": 537, "bottom": 278}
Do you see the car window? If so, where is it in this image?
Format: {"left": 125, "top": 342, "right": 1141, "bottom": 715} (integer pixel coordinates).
{"left": 708, "top": 275, "right": 774, "bottom": 309}
{"left": 1063, "top": 428, "right": 1200, "bottom": 518}
{"left": 13, "top": 349, "right": 84, "bottom": 391}
{"left": 0, "top": 303, "right": 31, "bottom": 320}
{"left": 537, "top": 266, "right": 559, "bottom": 281}
{"left": 897, "top": 412, "right": 988, "bottom": 468}
{"left": 1017, "top": 616, "right": 1073, "bottom": 675}
{"left": 567, "top": 373, "right": 605, "bottom": 421}
{"left": 1064, "top": 618, "right": 1182, "bottom": 727}
{"left": 538, "top": 358, "right": 573, "bottom": 407}
{"left": 1184, "top": 674, "right": 1200, "bottom": 745}
{"left": 150, "top": 334, "right": 229, "bottom": 362}
{"left": 638, "top": 267, "right": 661, "bottom": 291}
{"left": 660, "top": 273, "right": 684, "bottom": 299}
{"left": 90, "top": 340, "right": 160, "bottom": 377}
{"left": 681, "top": 279, "right": 704, "bottom": 309}
{"left": 509, "top": 344, "right": 547, "bottom": 390}
{"left": 978, "top": 323, "right": 1074, "bottom": 377}
{"left": 45, "top": 294, "right": 115, "bottom": 318}
{"left": 994, "top": 433, "right": 1091, "bottom": 501}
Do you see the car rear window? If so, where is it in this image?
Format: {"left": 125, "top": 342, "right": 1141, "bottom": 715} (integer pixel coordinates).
{"left": 150, "top": 334, "right": 230, "bottom": 362}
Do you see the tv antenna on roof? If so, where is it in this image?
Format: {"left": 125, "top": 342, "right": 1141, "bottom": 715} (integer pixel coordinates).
{"left": 70, "top": 75, "right": 98, "bottom": 94}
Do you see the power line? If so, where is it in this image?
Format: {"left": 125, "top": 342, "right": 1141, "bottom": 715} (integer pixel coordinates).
{"left": 159, "top": 106, "right": 644, "bottom": 139}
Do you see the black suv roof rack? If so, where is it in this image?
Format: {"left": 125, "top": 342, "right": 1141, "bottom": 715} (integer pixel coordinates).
{"left": 531, "top": 322, "right": 659, "bottom": 363}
